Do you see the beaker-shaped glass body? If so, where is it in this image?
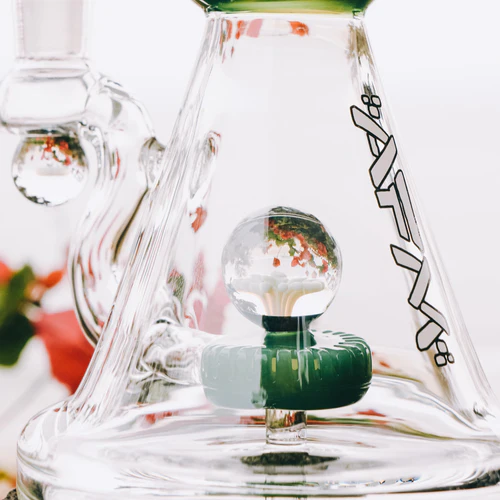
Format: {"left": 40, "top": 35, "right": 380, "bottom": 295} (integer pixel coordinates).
{"left": 17, "top": 2, "right": 500, "bottom": 499}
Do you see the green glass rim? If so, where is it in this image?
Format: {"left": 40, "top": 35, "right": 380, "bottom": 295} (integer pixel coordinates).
{"left": 193, "top": 0, "right": 374, "bottom": 15}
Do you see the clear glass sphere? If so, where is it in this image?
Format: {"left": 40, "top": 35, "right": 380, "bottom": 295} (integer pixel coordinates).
{"left": 12, "top": 132, "right": 88, "bottom": 206}
{"left": 222, "top": 206, "right": 342, "bottom": 327}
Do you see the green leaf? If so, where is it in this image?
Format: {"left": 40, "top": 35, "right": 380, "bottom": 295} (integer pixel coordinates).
{"left": 0, "top": 313, "right": 35, "bottom": 366}
{"left": 0, "top": 265, "right": 35, "bottom": 325}
{"left": 0, "top": 265, "right": 36, "bottom": 366}
{"left": 168, "top": 273, "right": 186, "bottom": 302}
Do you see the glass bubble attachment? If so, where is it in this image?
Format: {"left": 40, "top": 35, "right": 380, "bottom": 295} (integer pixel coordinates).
{"left": 12, "top": 131, "right": 88, "bottom": 206}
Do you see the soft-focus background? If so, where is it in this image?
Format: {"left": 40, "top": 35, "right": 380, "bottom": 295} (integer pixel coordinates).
{"left": 0, "top": 0, "right": 499, "bottom": 492}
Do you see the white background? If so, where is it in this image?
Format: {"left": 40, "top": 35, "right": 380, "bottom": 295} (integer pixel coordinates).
{"left": 0, "top": 0, "right": 499, "bottom": 398}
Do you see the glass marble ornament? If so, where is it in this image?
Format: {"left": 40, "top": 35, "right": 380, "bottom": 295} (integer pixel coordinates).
{"left": 13, "top": 0, "right": 500, "bottom": 499}
{"left": 222, "top": 206, "right": 342, "bottom": 324}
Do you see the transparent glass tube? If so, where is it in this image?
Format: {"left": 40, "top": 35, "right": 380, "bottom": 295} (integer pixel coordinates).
{"left": 16, "top": 0, "right": 90, "bottom": 59}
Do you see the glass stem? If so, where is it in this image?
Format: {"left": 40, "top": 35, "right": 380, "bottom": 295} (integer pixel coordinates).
{"left": 266, "top": 409, "right": 307, "bottom": 445}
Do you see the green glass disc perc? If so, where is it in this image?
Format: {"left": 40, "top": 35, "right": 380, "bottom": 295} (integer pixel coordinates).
{"left": 202, "top": 330, "right": 372, "bottom": 410}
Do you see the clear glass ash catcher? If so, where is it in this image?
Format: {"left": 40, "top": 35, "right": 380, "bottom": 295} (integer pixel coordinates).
{"left": 13, "top": 0, "right": 500, "bottom": 498}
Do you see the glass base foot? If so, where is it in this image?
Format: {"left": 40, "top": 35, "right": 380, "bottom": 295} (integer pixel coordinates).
{"left": 17, "top": 381, "right": 500, "bottom": 499}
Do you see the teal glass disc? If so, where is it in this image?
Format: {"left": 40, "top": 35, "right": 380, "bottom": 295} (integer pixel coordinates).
{"left": 201, "top": 331, "right": 372, "bottom": 410}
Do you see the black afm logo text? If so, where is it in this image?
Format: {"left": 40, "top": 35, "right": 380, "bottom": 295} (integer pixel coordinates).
{"left": 351, "top": 94, "right": 454, "bottom": 368}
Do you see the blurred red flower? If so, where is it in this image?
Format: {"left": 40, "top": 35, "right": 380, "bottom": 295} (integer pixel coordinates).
{"left": 0, "top": 262, "right": 12, "bottom": 285}
{"left": 235, "top": 20, "right": 247, "bottom": 40}
{"left": 191, "top": 206, "right": 207, "bottom": 233}
{"left": 35, "top": 310, "right": 94, "bottom": 394}
{"left": 37, "top": 269, "right": 64, "bottom": 289}
{"left": 247, "top": 19, "right": 263, "bottom": 38}
{"left": 290, "top": 22, "right": 309, "bottom": 37}
{"left": 0, "top": 259, "right": 94, "bottom": 393}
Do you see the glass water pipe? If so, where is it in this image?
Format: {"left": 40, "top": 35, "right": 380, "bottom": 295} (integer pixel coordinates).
{"left": 0, "top": 0, "right": 165, "bottom": 345}
{"left": 14, "top": 0, "right": 500, "bottom": 499}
